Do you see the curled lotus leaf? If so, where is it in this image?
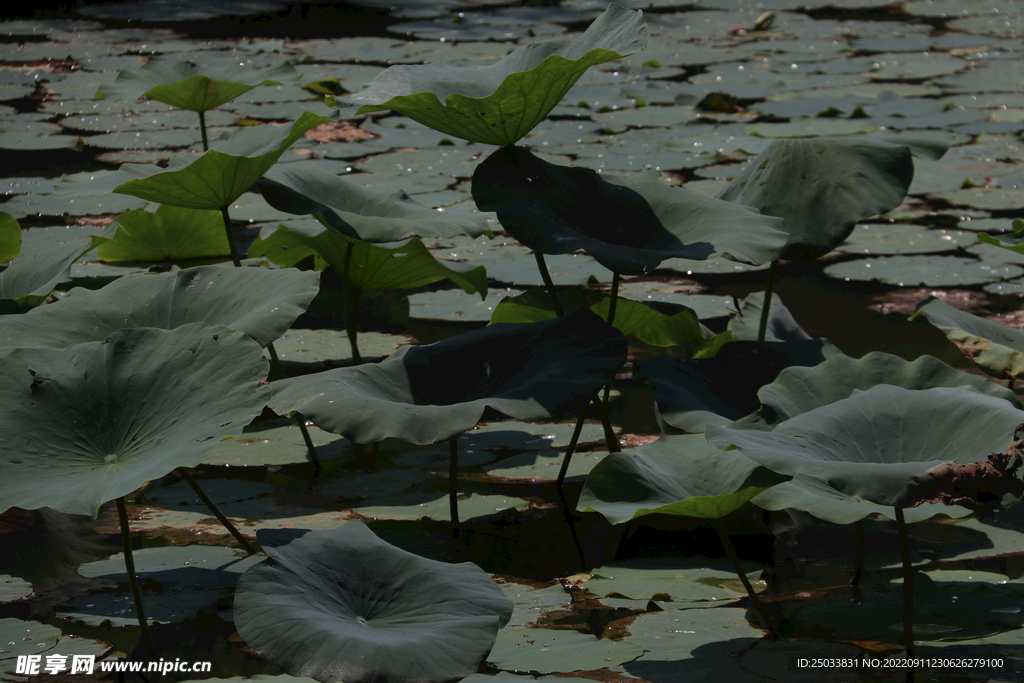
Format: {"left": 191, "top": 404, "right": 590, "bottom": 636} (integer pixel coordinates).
{"left": 96, "top": 60, "right": 300, "bottom": 112}
{"left": 234, "top": 522, "right": 513, "bottom": 683}
{"left": 0, "top": 265, "right": 320, "bottom": 350}
{"left": 978, "top": 218, "right": 1024, "bottom": 256}
{"left": 913, "top": 296, "right": 1024, "bottom": 381}
{"left": 578, "top": 434, "right": 789, "bottom": 525}
{"left": 472, "top": 146, "right": 787, "bottom": 276}
{"left": 705, "top": 385, "right": 1024, "bottom": 508}
{"left": 0, "top": 324, "right": 270, "bottom": 518}
{"left": 332, "top": 4, "right": 648, "bottom": 145}
{"left": 717, "top": 135, "right": 951, "bottom": 260}
{"left": 0, "top": 225, "right": 115, "bottom": 306}
{"left": 269, "top": 307, "right": 627, "bottom": 445}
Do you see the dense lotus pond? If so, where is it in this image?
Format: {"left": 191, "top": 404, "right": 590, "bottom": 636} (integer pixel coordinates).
{"left": 2, "top": 0, "right": 1024, "bottom": 682}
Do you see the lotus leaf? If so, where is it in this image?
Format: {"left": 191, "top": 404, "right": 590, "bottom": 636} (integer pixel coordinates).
{"left": 472, "top": 146, "right": 787, "bottom": 275}
{"left": 913, "top": 296, "right": 1024, "bottom": 380}
{"left": 0, "top": 265, "right": 320, "bottom": 349}
{"left": 258, "top": 163, "right": 491, "bottom": 243}
{"left": 0, "top": 324, "right": 270, "bottom": 518}
{"left": 0, "top": 211, "right": 19, "bottom": 263}
{"left": 332, "top": 4, "right": 648, "bottom": 145}
{"left": 578, "top": 434, "right": 789, "bottom": 524}
{"left": 978, "top": 218, "right": 1024, "bottom": 257}
{"left": 584, "top": 557, "right": 762, "bottom": 603}
{"left": 716, "top": 136, "right": 951, "bottom": 260}
{"left": 269, "top": 307, "right": 626, "bottom": 445}
{"left": 96, "top": 60, "right": 299, "bottom": 113}
{"left": 98, "top": 205, "right": 229, "bottom": 262}
{"left": 824, "top": 255, "right": 1023, "bottom": 287}
{"left": 705, "top": 385, "right": 1024, "bottom": 509}
{"left": 93, "top": 111, "right": 330, "bottom": 210}
{"left": 234, "top": 522, "right": 513, "bottom": 683}
{"left": 0, "top": 226, "right": 114, "bottom": 305}
{"left": 487, "top": 628, "right": 643, "bottom": 674}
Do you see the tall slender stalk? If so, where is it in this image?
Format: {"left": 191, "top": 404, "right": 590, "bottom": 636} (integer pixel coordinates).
{"left": 178, "top": 468, "right": 256, "bottom": 554}
{"left": 895, "top": 507, "right": 915, "bottom": 658}
{"left": 715, "top": 521, "right": 779, "bottom": 639}
{"left": 756, "top": 260, "right": 779, "bottom": 343}
{"left": 220, "top": 206, "right": 241, "bottom": 268}
{"left": 557, "top": 404, "right": 590, "bottom": 494}
{"left": 449, "top": 437, "right": 460, "bottom": 538}
{"left": 590, "top": 393, "right": 620, "bottom": 453}
{"left": 116, "top": 497, "right": 156, "bottom": 661}
{"left": 197, "top": 110, "right": 209, "bottom": 152}
{"left": 602, "top": 272, "right": 621, "bottom": 407}
{"left": 266, "top": 330, "right": 320, "bottom": 473}
{"left": 534, "top": 252, "right": 563, "bottom": 315}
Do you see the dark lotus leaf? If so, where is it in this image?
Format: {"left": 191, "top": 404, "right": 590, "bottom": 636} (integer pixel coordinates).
{"left": 913, "top": 296, "right": 1024, "bottom": 381}
{"left": 259, "top": 163, "right": 491, "bottom": 243}
{"left": 331, "top": 4, "right": 648, "bottom": 145}
{"left": 0, "top": 265, "right": 320, "bottom": 350}
{"left": 0, "top": 324, "right": 270, "bottom": 518}
{"left": 635, "top": 339, "right": 838, "bottom": 433}
{"left": 717, "top": 136, "right": 951, "bottom": 260}
{"left": 578, "top": 434, "right": 789, "bottom": 524}
{"left": 234, "top": 522, "right": 513, "bottom": 683}
{"left": 96, "top": 60, "right": 300, "bottom": 112}
{"left": 269, "top": 307, "right": 627, "bottom": 444}
{"left": 728, "top": 291, "right": 818, "bottom": 343}
{"left": 732, "top": 350, "right": 1022, "bottom": 431}
{"left": 0, "top": 226, "right": 114, "bottom": 306}
{"left": 472, "top": 146, "right": 786, "bottom": 275}
{"left": 706, "top": 385, "right": 1024, "bottom": 508}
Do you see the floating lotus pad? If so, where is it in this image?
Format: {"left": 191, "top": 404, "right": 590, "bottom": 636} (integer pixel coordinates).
{"left": 234, "top": 522, "right": 513, "bottom": 683}
{"left": 472, "top": 146, "right": 787, "bottom": 276}
{"left": 0, "top": 265, "right": 320, "bottom": 349}
{"left": 206, "top": 418, "right": 357, "bottom": 466}
{"left": 332, "top": 4, "right": 648, "bottom": 146}
{"left": 706, "top": 385, "right": 1024, "bottom": 509}
{"left": 0, "top": 575, "right": 31, "bottom": 603}
{"left": 77, "top": 545, "right": 265, "bottom": 590}
{"left": 913, "top": 296, "right": 1024, "bottom": 380}
{"left": 824, "top": 255, "right": 1023, "bottom": 287}
{"left": 266, "top": 329, "right": 411, "bottom": 366}
{"left": 270, "top": 308, "right": 626, "bottom": 445}
{"left": 837, "top": 224, "right": 975, "bottom": 255}
{"left": 585, "top": 557, "right": 763, "bottom": 604}
{"left": 0, "top": 324, "right": 270, "bottom": 518}
{"left": 487, "top": 628, "right": 643, "bottom": 674}
{"left": 501, "top": 584, "right": 572, "bottom": 629}
{"left": 410, "top": 288, "right": 526, "bottom": 321}
{"left": 578, "top": 434, "right": 789, "bottom": 525}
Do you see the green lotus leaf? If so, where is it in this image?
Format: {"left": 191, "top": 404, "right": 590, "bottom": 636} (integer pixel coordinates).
{"left": 269, "top": 307, "right": 626, "bottom": 444}
{"left": 716, "top": 136, "right": 951, "bottom": 260}
{"left": 487, "top": 628, "right": 643, "bottom": 674}
{"left": 0, "top": 226, "right": 114, "bottom": 306}
{"left": 728, "top": 291, "right": 812, "bottom": 343}
{"left": 636, "top": 339, "right": 838, "bottom": 432}
{"left": 0, "top": 324, "right": 270, "bottom": 518}
{"left": 258, "top": 163, "right": 491, "bottom": 243}
{"left": 472, "top": 146, "right": 787, "bottom": 275}
{"left": 0, "top": 211, "right": 19, "bottom": 263}
{"left": 489, "top": 285, "right": 724, "bottom": 353}
{"left": 913, "top": 296, "right": 1024, "bottom": 380}
{"left": 731, "top": 350, "right": 1022, "bottom": 431}
{"left": 259, "top": 222, "right": 486, "bottom": 295}
{"left": 0, "top": 265, "right": 320, "bottom": 349}
{"left": 705, "top": 385, "right": 1024, "bottom": 508}
{"left": 246, "top": 226, "right": 325, "bottom": 269}
{"left": 578, "top": 434, "right": 789, "bottom": 524}
{"left": 96, "top": 60, "right": 300, "bottom": 112}
{"left": 978, "top": 218, "right": 1024, "bottom": 256}
{"left": 234, "top": 522, "right": 513, "bottom": 683}
{"left": 98, "top": 205, "right": 229, "bottom": 262}
{"left": 109, "top": 111, "right": 330, "bottom": 210}
{"left": 331, "top": 4, "right": 648, "bottom": 145}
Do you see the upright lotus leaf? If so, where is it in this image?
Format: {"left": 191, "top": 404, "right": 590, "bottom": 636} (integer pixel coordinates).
{"left": 96, "top": 60, "right": 300, "bottom": 112}
{"left": 472, "top": 146, "right": 787, "bottom": 275}
{"left": 913, "top": 296, "right": 1024, "bottom": 381}
{"left": 269, "top": 307, "right": 627, "bottom": 445}
{"left": 331, "top": 4, "right": 648, "bottom": 145}
{"left": 98, "top": 205, "right": 229, "bottom": 262}
{"left": 729, "top": 291, "right": 816, "bottom": 343}
{"left": 636, "top": 339, "right": 839, "bottom": 432}
{"left": 490, "top": 285, "right": 727, "bottom": 353}
{"left": 0, "top": 226, "right": 115, "bottom": 306}
{"left": 258, "top": 163, "right": 491, "bottom": 243}
{"left": 73, "top": 111, "right": 331, "bottom": 210}
{"left": 234, "top": 523, "right": 513, "bottom": 683}
{"left": 732, "top": 351, "right": 1022, "bottom": 431}
{"left": 0, "top": 324, "right": 270, "bottom": 518}
{"left": 978, "top": 218, "right": 1024, "bottom": 255}
{"left": 260, "top": 222, "right": 486, "bottom": 296}
{"left": 578, "top": 434, "right": 789, "bottom": 525}
{"left": 705, "top": 385, "right": 1024, "bottom": 509}
{"left": 0, "top": 211, "right": 19, "bottom": 264}
{"left": 0, "top": 265, "right": 320, "bottom": 350}
{"left": 716, "top": 136, "right": 951, "bottom": 260}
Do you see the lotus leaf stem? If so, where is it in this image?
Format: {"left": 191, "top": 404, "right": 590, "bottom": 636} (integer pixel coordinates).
{"left": 198, "top": 110, "right": 209, "bottom": 152}
{"left": 343, "top": 242, "right": 362, "bottom": 365}
{"left": 296, "top": 416, "right": 321, "bottom": 475}
{"left": 590, "top": 393, "right": 620, "bottom": 453}
{"left": 557, "top": 482, "right": 588, "bottom": 570}
{"left": 534, "top": 252, "right": 563, "bottom": 315}
{"left": 715, "top": 521, "right": 779, "bottom": 639}
{"left": 449, "top": 437, "right": 460, "bottom": 537}
{"left": 757, "top": 260, "right": 779, "bottom": 343}
{"left": 115, "top": 497, "right": 157, "bottom": 661}
{"left": 557, "top": 404, "right": 590, "bottom": 494}
{"left": 601, "top": 273, "right": 621, "bottom": 407}
{"left": 220, "top": 206, "right": 241, "bottom": 268}
{"left": 850, "top": 519, "right": 865, "bottom": 587}
{"left": 177, "top": 468, "right": 256, "bottom": 554}
{"left": 896, "top": 507, "right": 915, "bottom": 658}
